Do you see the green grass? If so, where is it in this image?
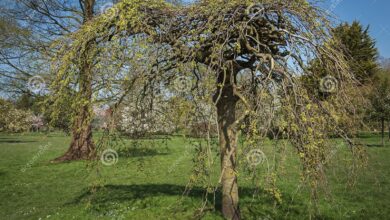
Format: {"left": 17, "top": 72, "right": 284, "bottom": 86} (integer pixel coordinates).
{"left": 0, "top": 132, "right": 389, "bottom": 219}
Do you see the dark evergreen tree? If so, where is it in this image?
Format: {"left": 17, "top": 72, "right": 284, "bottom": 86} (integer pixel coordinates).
{"left": 333, "top": 21, "right": 378, "bottom": 83}
{"left": 304, "top": 21, "right": 379, "bottom": 99}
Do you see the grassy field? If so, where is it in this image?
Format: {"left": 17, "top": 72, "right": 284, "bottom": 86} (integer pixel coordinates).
{"left": 0, "top": 132, "right": 389, "bottom": 220}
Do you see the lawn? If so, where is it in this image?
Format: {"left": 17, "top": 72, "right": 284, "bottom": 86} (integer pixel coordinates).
{"left": 0, "top": 132, "right": 389, "bottom": 219}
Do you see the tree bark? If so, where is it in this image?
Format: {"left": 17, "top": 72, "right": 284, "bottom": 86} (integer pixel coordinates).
{"left": 52, "top": 63, "right": 95, "bottom": 162}
{"left": 52, "top": 0, "right": 96, "bottom": 162}
{"left": 215, "top": 69, "right": 240, "bottom": 220}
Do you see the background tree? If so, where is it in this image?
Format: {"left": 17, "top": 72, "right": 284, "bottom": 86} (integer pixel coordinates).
{"left": 369, "top": 69, "right": 390, "bottom": 146}
{"left": 333, "top": 21, "right": 378, "bottom": 84}
{"left": 0, "top": 16, "right": 33, "bottom": 94}
{"left": 0, "top": 0, "right": 112, "bottom": 161}
{"left": 306, "top": 21, "right": 378, "bottom": 87}
{"left": 378, "top": 58, "right": 390, "bottom": 140}
{"left": 0, "top": 98, "right": 34, "bottom": 132}
{"left": 304, "top": 21, "right": 379, "bottom": 134}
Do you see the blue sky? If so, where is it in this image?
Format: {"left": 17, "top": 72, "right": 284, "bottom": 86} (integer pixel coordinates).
{"left": 320, "top": 0, "right": 390, "bottom": 58}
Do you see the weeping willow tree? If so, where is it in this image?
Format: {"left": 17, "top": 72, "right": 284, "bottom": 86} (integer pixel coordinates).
{"left": 50, "top": 0, "right": 366, "bottom": 219}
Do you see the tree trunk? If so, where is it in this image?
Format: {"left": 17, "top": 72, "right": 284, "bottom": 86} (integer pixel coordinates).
{"left": 52, "top": 0, "right": 96, "bottom": 162}
{"left": 215, "top": 69, "right": 240, "bottom": 220}
{"left": 381, "top": 118, "right": 385, "bottom": 146}
{"left": 52, "top": 64, "right": 95, "bottom": 162}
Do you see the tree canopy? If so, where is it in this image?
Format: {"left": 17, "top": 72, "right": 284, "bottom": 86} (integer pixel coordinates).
{"left": 47, "top": 0, "right": 368, "bottom": 219}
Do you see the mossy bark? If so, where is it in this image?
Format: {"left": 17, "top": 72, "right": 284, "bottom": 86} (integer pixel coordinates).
{"left": 215, "top": 69, "right": 240, "bottom": 220}
{"left": 52, "top": 0, "right": 96, "bottom": 162}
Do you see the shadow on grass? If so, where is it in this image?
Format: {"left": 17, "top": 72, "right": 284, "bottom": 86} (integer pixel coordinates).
{"left": 69, "top": 184, "right": 310, "bottom": 219}
{"left": 47, "top": 134, "right": 70, "bottom": 137}
{"left": 120, "top": 136, "right": 172, "bottom": 141}
{"left": 357, "top": 132, "right": 390, "bottom": 139}
{"left": 71, "top": 184, "right": 200, "bottom": 204}
{"left": 0, "top": 139, "right": 37, "bottom": 143}
{"left": 117, "top": 147, "right": 170, "bottom": 158}
{"left": 365, "top": 144, "right": 390, "bottom": 148}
